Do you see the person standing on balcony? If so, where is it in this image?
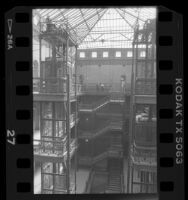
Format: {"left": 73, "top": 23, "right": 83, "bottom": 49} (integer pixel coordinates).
{"left": 100, "top": 83, "right": 104, "bottom": 91}
{"left": 121, "top": 75, "right": 126, "bottom": 93}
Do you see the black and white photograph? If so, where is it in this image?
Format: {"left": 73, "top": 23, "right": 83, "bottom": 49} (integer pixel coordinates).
{"left": 33, "top": 7, "right": 157, "bottom": 194}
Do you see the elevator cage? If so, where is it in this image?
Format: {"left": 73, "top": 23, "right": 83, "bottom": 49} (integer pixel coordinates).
{"left": 128, "top": 19, "right": 157, "bottom": 193}
{"left": 33, "top": 17, "right": 80, "bottom": 194}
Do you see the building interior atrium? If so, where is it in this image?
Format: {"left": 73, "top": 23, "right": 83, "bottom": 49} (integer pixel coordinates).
{"left": 33, "top": 8, "right": 157, "bottom": 195}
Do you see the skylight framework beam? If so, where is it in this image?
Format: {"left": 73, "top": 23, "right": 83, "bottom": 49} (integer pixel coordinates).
{"left": 82, "top": 40, "right": 133, "bottom": 43}
{"left": 80, "top": 9, "right": 91, "bottom": 31}
{"left": 70, "top": 9, "right": 105, "bottom": 30}
{"left": 92, "top": 34, "right": 104, "bottom": 42}
{"left": 78, "top": 9, "right": 108, "bottom": 45}
{"left": 119, "top": 8, "right": 145, "bottom": 23}
{"left": 116, "top": 9, "right": 135, "bottom": 30}
{"left": 79, "top": 9, "right": 95, "bottom": 41}
{"left": 41, "top": 9, "right": 58, "bottom": 18}
{"left": 96, "top": 9, "right": 101, "bottom": 19}
{"left": 51, "top": 9, "right": 69, "bottom": 21}
{"left": 56, "top": 9, "right": 80, "bottom": 44}
{"left": 120, "top": 33, "right": 133, "bottom": 41}
{"left": 86, "top": 31, "right": 134, "bottom": 34}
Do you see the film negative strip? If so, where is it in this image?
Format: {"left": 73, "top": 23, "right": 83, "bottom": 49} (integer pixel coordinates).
{"left": 4, "top": 5, "right": 184, "bottom": 200}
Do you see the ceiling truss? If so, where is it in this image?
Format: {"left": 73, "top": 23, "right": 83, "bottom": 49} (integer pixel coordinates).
{"left": 34, "top": 8, "right": 156, "bottom": 49}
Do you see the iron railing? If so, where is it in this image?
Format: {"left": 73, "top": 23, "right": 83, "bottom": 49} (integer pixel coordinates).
{"left": 135, "top": 78, "right": 156, "bottom": 95}
{"left": 79, "top": 96, "right": 109, "bottom": 110}
{"left": 110, "top": 92, "right": 125, "bottom": 101}
{"left": 34, "top": 138, "right": 77, "bottom": 157}
{"left": 33, "top": 77, "right": 82, "bottom": 95}
{"left": 84, "top": 169, "right": 95, "bottom": 193}
{"left": 82, "top": 84, "right": 111, "bottom": 94}
{"left": 79, "top": 121, "right": 110, "bottom": 138}
{"left": 134, "top": 122, "right": 156, "bottom": 147}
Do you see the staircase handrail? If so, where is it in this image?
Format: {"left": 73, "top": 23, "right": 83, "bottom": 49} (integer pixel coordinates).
{"left": 79, "top": 96, "right": 109, "bottom": 110}
{"left": 84, "top": 169, "right": 95, "bottom": 193}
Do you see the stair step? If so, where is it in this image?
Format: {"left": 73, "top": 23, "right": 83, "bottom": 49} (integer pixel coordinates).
{"left": 107, "top": 187, "right": 120, "bottom": 190}
{"left": 106, "top": 190, "right": 119, "bottom": 193}
{"left": 108, "top": 183, "right": 120, "bottom": 185}
{"left": 109, "top": 182, "right": 120, "bottom": 185}
{"left": 107, "top": 188, "right": 121, "bottom": 191}
{"left": 110, "top": 175, "right": 120, "bottom": 178}
{"left": 109, "top": 178, "right": 120, "bottom": 180}
{"left": 109, "top": 182, "right": 120, "bottom": 184}
{"left": 109, "top": 184, "right": 120, "bottom": 187}
{"left": 109, "top": 178, "right": 119, "bottom": 180}
{"left": 109, "top": 180, "right": 120, "bottom": 183}
{"left": 109, "top": 184, "right": 120, "bottom": 186}
{"left": 107, "top": 186, "right": 121, "bottom": 189}
{"left": 109, "top": 179, "right": 120, "bottom": 182}
{"left": 108, "top": 188, "right": 120, "bottom": 191}
{"left": 110, "top": 174, "right": 120, "bottom": 176}
{"left": 108, "top": 185, "right": 120, "bottom": 187}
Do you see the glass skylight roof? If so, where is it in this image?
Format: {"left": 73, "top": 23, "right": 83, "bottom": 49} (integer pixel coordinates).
{"left": 34, "top": 7, "right": 156, "bottom": 49}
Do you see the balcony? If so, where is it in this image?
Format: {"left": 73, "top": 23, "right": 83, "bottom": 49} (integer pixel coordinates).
{"left": 131, "top": 144, "right": 157, "bottom": 168}
{"left": 131, "top": 154, "right": 157, "bottom": 169}
{"left": 135, "top": 78, "right": 156, "bottom": 95}
{"left": 42, "top": 180, "right": 75, "bottom": 194}
{"left": 134, "top": 122, "right": 156, "bottom": 147}
{"left": 110, "top": 92, "right": 125, "bottom": 102}
{"left": 82, "top": 84, "right": 111, "bottom": 95}
{"left": 33, "top": 77, "right": 82, "bottom": 96}
{"left": 34, "top": 138, "right": 77, "bottom": 163}
{"left": 33, "top": 77, "right": 66, "bottom": 94}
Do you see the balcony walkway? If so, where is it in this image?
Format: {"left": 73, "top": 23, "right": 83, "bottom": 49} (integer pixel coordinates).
{"left": 34, "top": 138, "right": 77, "bottom": 163}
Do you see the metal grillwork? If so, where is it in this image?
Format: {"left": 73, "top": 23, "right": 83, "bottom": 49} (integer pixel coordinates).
{"left": 135, "top": 79, "right": 156, "bottom": 95}
{"left": 33, "top": 17, "right": 79, "bottom": 194}
{"left": 127, "top": 18, "right": 157, "bottom": 193}
{"left": 33, "top": 77, "right": 82, "bottom": 95}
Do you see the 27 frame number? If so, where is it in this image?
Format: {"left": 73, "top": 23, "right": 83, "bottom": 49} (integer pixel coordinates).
{"left": 7, "top": 130, "right": 15, "bottom": 145}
